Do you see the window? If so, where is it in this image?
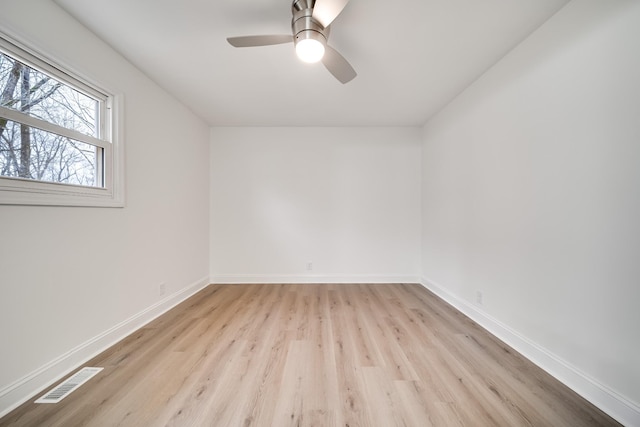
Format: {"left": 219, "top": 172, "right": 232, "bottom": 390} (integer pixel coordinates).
{"left": 0, "top": 32, "right": 123, "bottom": 207}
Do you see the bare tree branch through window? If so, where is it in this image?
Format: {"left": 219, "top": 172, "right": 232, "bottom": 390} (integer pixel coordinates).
{"left": 0, "top": 51, "right": 100, "bottom": 187}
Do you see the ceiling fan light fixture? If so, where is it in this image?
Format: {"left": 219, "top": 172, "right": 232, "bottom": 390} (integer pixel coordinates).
{"left": 227, "top": 0, "right": 357, "bottom": 82}
{"left": 296, "top": 38, "right": 325, "bottom": 63}
{"left": 295, "top": 30, "right": 326, "bottom": 63}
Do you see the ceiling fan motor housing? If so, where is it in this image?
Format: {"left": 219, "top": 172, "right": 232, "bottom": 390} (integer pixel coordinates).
{"left": 292, "top": 0, "right": 329, "bottom": 48}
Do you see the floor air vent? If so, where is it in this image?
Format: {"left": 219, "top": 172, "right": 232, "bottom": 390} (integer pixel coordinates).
{"left": 35, "top": 367, "right": 103, "bottom": 404}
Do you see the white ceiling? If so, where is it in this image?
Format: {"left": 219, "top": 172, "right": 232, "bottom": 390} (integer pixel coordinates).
{"left": 53, "top": 0, "right": 569, "bottom": 127}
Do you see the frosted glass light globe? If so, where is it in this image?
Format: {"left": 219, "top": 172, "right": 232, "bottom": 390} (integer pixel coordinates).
{"left": 296, "top": 38, "right": 325, "bottom": 63}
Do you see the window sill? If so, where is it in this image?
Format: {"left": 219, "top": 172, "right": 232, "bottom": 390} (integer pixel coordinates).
{"left": 0, "top": 177, "right": 125, "bottom": 207}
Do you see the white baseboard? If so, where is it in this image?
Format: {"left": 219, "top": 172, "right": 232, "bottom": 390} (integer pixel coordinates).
{"left": 0, "top": 276, "right": 210, "bottom": 419}
{"left": 211, "top": 274, "right": 421, "bottom": 284}
{"left": 420, "top": 276, "right": 640, "bottom": 427}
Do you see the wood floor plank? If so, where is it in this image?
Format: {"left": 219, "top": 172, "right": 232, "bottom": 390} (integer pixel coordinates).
{"left": 0, "top": 284, "right": 621, "bottom": 427}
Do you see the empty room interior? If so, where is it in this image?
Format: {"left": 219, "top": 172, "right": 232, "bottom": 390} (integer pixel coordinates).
{"left": 0, "top": 0, "right": 639, "bottom": 425}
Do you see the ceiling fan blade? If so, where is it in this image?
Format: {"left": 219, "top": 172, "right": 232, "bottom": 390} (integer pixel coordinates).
{"left": 322, "top": 45, "right": 356, "bottom": 84}
{"left": 312, "top": 0, "right": 350, "bottom": 28}
{"left": 227, "top": 35, "right": 293, "bottom": 48}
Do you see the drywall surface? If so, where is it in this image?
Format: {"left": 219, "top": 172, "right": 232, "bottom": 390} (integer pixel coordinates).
{"left": 422, "top": 0, "right": 640, "bottom": 411}
{"left": 210, "top": 127, "right": 421, "bottom": 283}
{"left": 0, "top": 0, "right": 210, "bottom": 414}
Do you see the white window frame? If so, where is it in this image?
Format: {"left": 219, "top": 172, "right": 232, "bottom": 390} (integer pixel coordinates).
{"left": 0, "top": 31, "right": 124, "bottom": 207}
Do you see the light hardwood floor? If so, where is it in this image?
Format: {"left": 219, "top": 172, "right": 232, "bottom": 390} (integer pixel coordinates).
{"left": 1, "top": 284, "right": 620, "bottom": 426}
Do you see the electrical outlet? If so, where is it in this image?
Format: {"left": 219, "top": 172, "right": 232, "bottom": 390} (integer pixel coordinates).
{"left": 159, "top": 282, "right": 166, "bottom": 296}
{"left": 306, "top": 262, "right": 313, "bottom": 271}
{"left": 476, "top": 291, "right": 483, "bottom": 306}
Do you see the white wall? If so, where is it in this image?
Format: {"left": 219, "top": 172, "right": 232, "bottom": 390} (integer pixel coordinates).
{"left": 421, "top": 0, "right": 640, "bottom": 422}
{"left": 0, "top": 0, "right": 210, "bottom": 415}
{"left": 210, "top": 127, "right": 421, "bottom": 283}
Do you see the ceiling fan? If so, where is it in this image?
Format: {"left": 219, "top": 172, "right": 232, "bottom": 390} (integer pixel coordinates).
{"left": 227, "top": 0, "right": 357, "bottom": 84}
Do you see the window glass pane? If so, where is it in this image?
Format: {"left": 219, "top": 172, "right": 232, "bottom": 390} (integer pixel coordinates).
{"left": 0, "top": 51, "right": 99, "bottom": 138}
{"left": 0, "top": 119, "right": 99, "bottom": 187}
